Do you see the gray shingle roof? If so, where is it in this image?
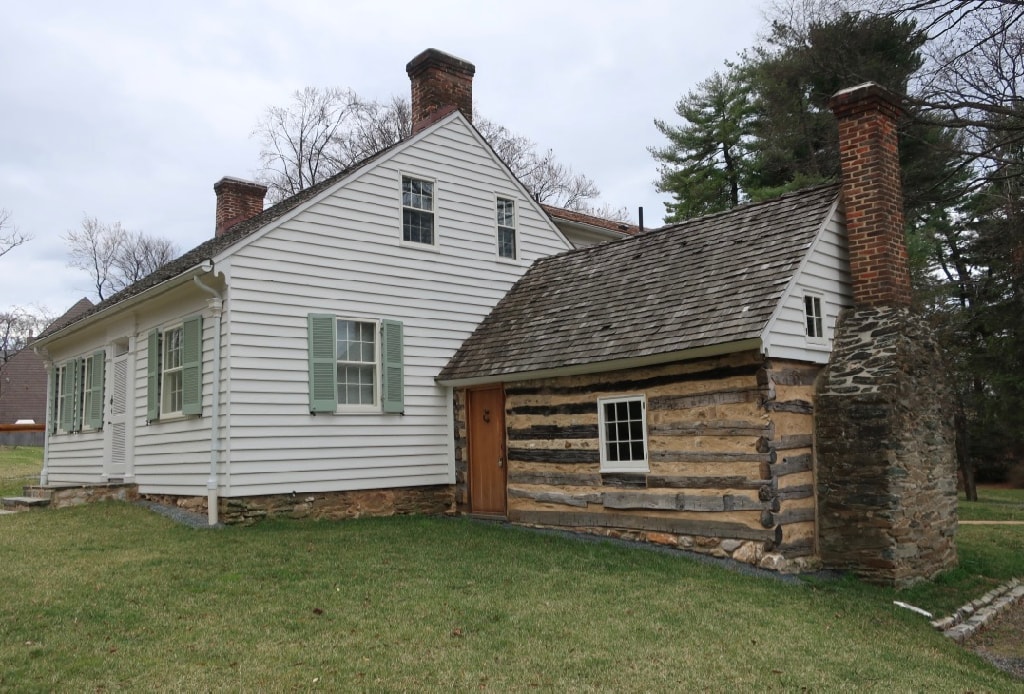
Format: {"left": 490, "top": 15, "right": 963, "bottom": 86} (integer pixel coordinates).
{"left": 38, "top": 145, "right": 397, "bottom": 341}
{"left": 438, "top": 184, "right": 841, "bottom": 383}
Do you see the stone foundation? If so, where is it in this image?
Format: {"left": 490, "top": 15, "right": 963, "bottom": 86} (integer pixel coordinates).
{"left": 143, "top": 485, "right": 456, "bottom": 526}
{"left": 816, "top": 306, "right": 958, "bottom": 586}
{"left": 32, "top": 483, "right": 139, "bottom": 509}
{"left": 516, "top": 522, "right": 821, "bottom": 573}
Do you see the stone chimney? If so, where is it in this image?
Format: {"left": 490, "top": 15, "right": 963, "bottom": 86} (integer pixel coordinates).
{"left": 829, "top": 82, "right": 911, "bottom": 308}
{"left": 214, "top": 177, "right": 267, "bottom": 237}
{"left": 406, "top": 48, "right": 475, "bottom": 135}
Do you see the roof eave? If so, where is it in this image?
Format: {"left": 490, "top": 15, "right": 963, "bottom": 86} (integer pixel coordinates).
{"left": 33, "top": 261, "right": 215, "bottom": 349}
{"left": 437, "top": 338, "right": 764, "bottom": 387}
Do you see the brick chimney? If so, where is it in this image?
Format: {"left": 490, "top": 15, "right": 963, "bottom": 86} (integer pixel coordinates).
{"left": 829, "top": 82, "right": 911, "bottom": 308}
{"left": 214, "top": 177, "right": 267, "bottom": 237}
{"left": 406, "top": 48, "right": 475, "bottom": 135}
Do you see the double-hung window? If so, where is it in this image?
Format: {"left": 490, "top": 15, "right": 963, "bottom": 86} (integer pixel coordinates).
{"left": 804, "top": 294, "right": 824, "bottom": 340}
{"left": 308, "top": 314, "right": 404, "bottom": 414}
{"left": 402, "top": 175, "right": 435, "bottom": 245}
{"left": 50, "top": 351, "right": 105, "bottom": 434}
{"left": 146, "top": 315, "right": 203, "bottom": 422}
{"left": 598, "top": 395, "right": 648, "bottom": 473}
{"left": 497, "top": 197, "right": 517, "bottom": 259}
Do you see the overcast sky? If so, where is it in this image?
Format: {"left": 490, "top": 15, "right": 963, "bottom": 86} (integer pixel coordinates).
{"left": 1, "top": 0, "right": 766, "bottom": 316}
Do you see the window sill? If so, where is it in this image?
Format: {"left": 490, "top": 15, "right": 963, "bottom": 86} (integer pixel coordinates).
{"left": 399, "top": 239, "right": 440, "bottom": 253}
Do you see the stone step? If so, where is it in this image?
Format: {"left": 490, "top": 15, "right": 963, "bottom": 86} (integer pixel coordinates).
{"left": 1, "top": 496, "right": 51, "bottom": 510}
{"left": 21, "top": 485, "right": 53, "bottom": 500}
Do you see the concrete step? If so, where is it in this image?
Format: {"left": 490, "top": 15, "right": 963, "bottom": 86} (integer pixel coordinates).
{"left": 20, "top": 485, "right": 53, "bottom": 500}
{"left": 1, "top": 496, "right": 51, "bottom": 511}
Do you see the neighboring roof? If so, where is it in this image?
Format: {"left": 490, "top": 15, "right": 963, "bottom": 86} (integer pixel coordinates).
{"left": 38, "top": 144, "right": 399, "bottom": 341}
{"left": 439, "top": 184, "right": 841, "bottom": 383}
{"left": 43, "top": 297, "right": 95, "bottom": 334}
{"left": 541, "top": 205, "right": 639, "bottom": 236}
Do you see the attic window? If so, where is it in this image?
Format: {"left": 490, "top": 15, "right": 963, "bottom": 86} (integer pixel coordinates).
{"left": 402, "top": 175, "right": 435, "bottom": 245}
{"left": 496, "top": 197, "right": 516, "bottom": 259}
{"left": 805, "top": 295, "right": 824, "bottom": 340}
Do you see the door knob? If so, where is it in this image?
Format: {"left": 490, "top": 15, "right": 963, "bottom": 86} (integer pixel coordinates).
{"left": 497, "top": 458, "right": 504, "bottom": 468}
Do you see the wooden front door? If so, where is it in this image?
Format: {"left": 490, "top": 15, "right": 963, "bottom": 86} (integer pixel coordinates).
{"left": 467, "top": 385, "right": 507, "bottom": 516}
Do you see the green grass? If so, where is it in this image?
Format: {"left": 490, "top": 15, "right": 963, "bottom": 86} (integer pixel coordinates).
{"left": 959, "top": 486, "right": 1024, "bottom": 521}
{"left": 0, "top": 504, "right": 1019, "bottom": 691}
{"left": 0, "top": 445, "right": 42, "bottom": 497}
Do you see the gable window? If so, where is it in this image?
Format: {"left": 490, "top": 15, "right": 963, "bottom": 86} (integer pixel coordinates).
{"left": 50, "top": 350, "right": 105, "bottom": 435}
{"left": 804, "top": 295, "right": 824, "bottom": 340}
{"left": 308, "top": 314, "right": 404, "bottom": 414}
{"left": 147, "top": 316, "right": 203, "bottom": 422}
{"left": 402, "top": 175, "right": 435, "bottom": 245}
{"left": 598, "top": 395, "right": 648, "bottom": 473}
{"left": 497, "top": 197, "right": 517, "bottom": 259}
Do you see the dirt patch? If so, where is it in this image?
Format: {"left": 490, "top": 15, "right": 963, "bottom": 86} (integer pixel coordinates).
{"left": 963, "top": 597, "right": 1024, "bottom": 680}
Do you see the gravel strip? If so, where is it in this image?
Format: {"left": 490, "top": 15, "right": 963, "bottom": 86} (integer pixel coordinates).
{"left": 134, "top": 500, "right": 224, "bottom": 529}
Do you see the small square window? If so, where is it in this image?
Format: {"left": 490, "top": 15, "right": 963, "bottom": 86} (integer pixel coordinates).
{"left": 598, "top": 395, "right": 648, "bottom": 472}
{"left": 804, "top": 295, "right": 824, "bottom": 339}
{"left": 402, "top": 176, "right": 435, "bottom": 245}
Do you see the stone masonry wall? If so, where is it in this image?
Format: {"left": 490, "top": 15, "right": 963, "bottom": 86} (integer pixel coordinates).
{"left": 816, "top": 306, "right": 958, "bottom": 586}
{"left": 144, "top": 485, "right": 455, "bottom": 526}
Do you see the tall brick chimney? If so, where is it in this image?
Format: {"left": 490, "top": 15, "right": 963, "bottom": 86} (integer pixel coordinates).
{"left": 829, "top": 82, "right": 911, "bottom": 308}
{"left": 214, "top": 177, "right": 267, "bottom": 237}
{"left": 406, "top": 48, "right": 475, "bottom": 135}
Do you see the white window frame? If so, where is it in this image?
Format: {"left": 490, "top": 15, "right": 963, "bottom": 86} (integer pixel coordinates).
{"left": 597, "top": 394, "right": 649, "bottom": 473}
{"left": 80, "top": 354, "right": 96, "bottom": 432}
{"left": 401, "top": 174, "right": 437, "bottom": 248}
{"left": 804, "top": 293, "right": 826, "bottom": 343}
{"left": 54, "top": 363, "right": 70, "bottom": 434}
{"left": 335, "top": 317, "right": 381, "bottom": 412}
{"left": 160, "top": 324, "right": 185, "bottom": 418}
{"left": 496, "top": 195, "right": 518, "bottom": 260}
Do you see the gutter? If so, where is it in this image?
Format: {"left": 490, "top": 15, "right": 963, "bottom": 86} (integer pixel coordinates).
{"left": 33, "top": 261, "right": 216, "bottom": 349}
{"left": 192, "top": 274, "right": 224, "bottom": 527}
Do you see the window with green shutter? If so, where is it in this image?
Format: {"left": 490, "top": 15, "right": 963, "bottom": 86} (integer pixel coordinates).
{"left": 82, "top": 350, "right": 105, "bottom": 430}
{"left": 147, "top": 315, "right": 203, "bottom": 422}
{"left": 307, "top": 314, "right": 404, "bottom": 414}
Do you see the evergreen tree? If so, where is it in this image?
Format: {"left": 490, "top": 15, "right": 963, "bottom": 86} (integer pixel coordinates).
{"left": 650, "top": 68, "right": 754, "bottom": 222}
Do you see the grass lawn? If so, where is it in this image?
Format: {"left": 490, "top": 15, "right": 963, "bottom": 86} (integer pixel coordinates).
{"left": 0, "top": 446, "right": 42, "bottom": 497}
{"left": 1, "top": 504, "right": 1021, "bottom": 691}
{"left": 959, "top": 486, "right": 1024, "bottom": 522}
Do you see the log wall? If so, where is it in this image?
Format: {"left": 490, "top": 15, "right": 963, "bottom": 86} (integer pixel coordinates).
{"left": 454, "top": 351, "right": 822, "bottom": 571}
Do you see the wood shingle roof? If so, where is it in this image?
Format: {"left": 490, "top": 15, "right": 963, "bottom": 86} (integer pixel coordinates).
{"left": 438, "top": 184, "right": 841, "bottom": 383}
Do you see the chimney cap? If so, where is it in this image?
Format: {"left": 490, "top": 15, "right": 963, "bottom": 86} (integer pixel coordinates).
{"left": 829, "top": 82, "right": 904, "bottom": 119}
{"left": 213, "top": 176, "right": 268, "bottom": 194}
{"left": 406, "top": 48, "right": 476, "bottom": 79}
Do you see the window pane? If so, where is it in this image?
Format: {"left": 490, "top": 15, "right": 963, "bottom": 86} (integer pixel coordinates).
{"left": 631, "top": 441, "right": 645, "bottom": 460}
{"left": 616, "top": 401, "right": 629, "bottom": 419}
{"left": 618, "top": 442, "right": 631, "bottom": 461}
{"left": 628, "top": 400, "right": 642, "bottom": 419}
{"left": 607, "top": 442, "right": 619, "bottom": 461}
{"left": 630, "top": 420, "right": 644, "bottom": 440}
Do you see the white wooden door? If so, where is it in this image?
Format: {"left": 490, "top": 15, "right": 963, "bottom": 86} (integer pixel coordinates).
{"left": 104, "top": 349, "right": 129, "bottom": 479}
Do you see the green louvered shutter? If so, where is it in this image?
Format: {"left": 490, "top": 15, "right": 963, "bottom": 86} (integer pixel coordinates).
{"left": 48, "top": 366, "right": 58, "bottom": 434}
{"left": 87, "top": 350, "right": 106, "bottom": 430}
{"left": 307, "top": 314, "right": 337, "bottom": 413}
{"left": 61, "top": 359, "right": 79, "bottom": 433}
{"left": 381, "top": 319, "right": 404, "bottom": 414}
{"left": 182, "top": 315, "right": 203, "bottom": 416}
{"left": 147, "top": 329, "right": 160, "bottom": 422}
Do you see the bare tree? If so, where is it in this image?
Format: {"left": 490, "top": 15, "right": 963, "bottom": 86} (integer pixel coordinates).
{"left": 65, "top": 216, "right": 178, "bottom": 301}
{"left": 253, "top": 88, "right": 611, "bottom": 213}
{"left": 878, "top": 1, "right": 1024, "bottom": 180}
{"left": 0, "top": 306, "right": 54, "bottom": 363}
{"left": 0, "top": 208, "right": 30, "bottom": 260}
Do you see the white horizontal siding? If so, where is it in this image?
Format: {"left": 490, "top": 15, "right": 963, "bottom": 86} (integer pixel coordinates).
{"left": 764, "top": 210, "right": 853, "bottom": 363}
{"left": 220, "top": 116, "right": 569, "bottom": 496}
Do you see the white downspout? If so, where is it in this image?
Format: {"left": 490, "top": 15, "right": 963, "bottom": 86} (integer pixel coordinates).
{"left": 193, "top": 274, "right": 223, "bottom": 526}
